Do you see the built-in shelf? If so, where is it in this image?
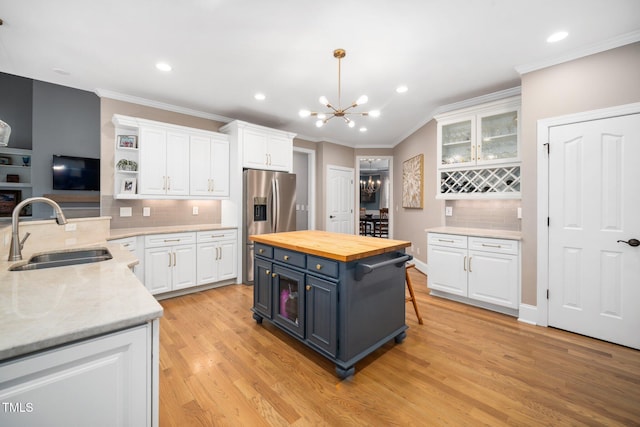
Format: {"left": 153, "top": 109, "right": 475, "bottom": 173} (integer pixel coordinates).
{"left": 43, "top": 194, "right": 100, "bottom": 203}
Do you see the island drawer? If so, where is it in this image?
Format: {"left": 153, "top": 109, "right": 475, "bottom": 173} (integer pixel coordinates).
{"left": 307, "top": 255, "right": 339, "bottom": 279}
{"left": 274, "top": 248, "right": 305, "bottom": 269}
{"left": 255, "top": 243, "right": 273, "bottom": 258}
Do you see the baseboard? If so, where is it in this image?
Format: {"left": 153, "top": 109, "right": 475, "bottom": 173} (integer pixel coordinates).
{"left": 517, "top": 304, "right": 538, "bottom": 325}
{"left": 429, "top": 290, "right": 519, "bottom": 317}
{"left": 411, "top": 258, "right": 427, "bottom": 276}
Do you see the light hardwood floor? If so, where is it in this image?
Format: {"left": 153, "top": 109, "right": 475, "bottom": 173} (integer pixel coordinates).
{"left": 158, "top": 268, "right": 640, "bottom": 426}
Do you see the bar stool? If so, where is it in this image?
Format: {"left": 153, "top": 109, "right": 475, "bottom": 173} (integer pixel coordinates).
{"left": 405, "top": 264, "right": 423, "bottom": 324}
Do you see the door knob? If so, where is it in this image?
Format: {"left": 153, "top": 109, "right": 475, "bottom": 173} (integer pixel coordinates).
{"left": 329, "top": 215, "right": 335, "bottom": 219}
{"left": 617, "top": 238, "right": 640, "bottom": 247}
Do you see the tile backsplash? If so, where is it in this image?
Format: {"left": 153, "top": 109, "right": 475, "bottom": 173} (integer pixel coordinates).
{"left": 445, "top": 199, "right": 521, "bottom": 231}
{"left": 103, "top": 197, "right": 221, "bottom": 229}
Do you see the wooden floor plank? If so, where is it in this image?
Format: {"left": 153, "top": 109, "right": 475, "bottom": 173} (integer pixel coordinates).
{"left": 158, "top": 269, "right": 640, "bottom": 426}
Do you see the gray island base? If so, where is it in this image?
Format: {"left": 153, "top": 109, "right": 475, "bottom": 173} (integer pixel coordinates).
{"left": 249, "top": 230, "right": 412, "bottom": 379}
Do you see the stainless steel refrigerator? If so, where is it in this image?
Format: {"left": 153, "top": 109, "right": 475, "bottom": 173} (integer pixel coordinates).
{"left": 244, "top": 169, "right": 296, "bottom": 283}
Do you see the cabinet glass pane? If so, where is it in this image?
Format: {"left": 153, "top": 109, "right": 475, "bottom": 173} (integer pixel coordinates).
{"left": 441, "top": 120, "right": 472, "bottom": 165}
{"left": 479, "top": 111, "right": 518, "bottom": 161}
{"left": 277, "top": 275, "right": 300, "bottom": 325}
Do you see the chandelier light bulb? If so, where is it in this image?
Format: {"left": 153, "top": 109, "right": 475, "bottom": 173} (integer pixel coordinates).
{"left": 356, "top": 95, "right": 368, "bottom": 105}
{"left": 299, "top": 109, "right": 311, "bottom": 118}
{"left": 318, "top": 96, "right": 329, "bottom": 106}
{"left": 317, "top": 113, "right": 326, "bottom": 120}
{"left": 348, "top": 121, "right": 355, "bottom": 128}
{"left": 315, "top": 120, "right": 324, "bottom": 128}
{"left": 369, "top": 110, "right": 381, "bottom": 118}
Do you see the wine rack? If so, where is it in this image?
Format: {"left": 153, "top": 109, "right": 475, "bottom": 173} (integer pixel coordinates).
{"left": 439, "top": 166, "right": 520, "bottom": 199}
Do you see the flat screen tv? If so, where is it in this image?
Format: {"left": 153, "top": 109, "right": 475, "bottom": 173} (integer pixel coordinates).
{"left": 52, "top": 155, "right": 100, "bottom": 191}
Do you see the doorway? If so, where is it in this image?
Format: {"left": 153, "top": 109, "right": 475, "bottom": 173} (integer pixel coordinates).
{"left": 326, "top": 165, "right": 354, "bottom": 234}
{"left": 538, "top": 103, "right": 640, "bottom": 349}
{"left": 356, "top": 157, "right": 393, "bottom": 238}
{"left": 293, "top": 147, "right": 316, "bottom": 230}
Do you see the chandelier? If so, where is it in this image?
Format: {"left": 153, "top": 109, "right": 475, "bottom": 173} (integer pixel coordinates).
{"left": 299, "top": 49, "right": 380, "bottom": 128}
{"left": 360, "top": 175, "right": 381, "bottom": 194}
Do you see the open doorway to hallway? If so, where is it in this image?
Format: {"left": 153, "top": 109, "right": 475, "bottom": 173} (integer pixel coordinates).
{"left": 356, "top": 156, "right": 393, "bottom": 238}
{"left": 293, "top": 147, "right": 316, "bottom": 230}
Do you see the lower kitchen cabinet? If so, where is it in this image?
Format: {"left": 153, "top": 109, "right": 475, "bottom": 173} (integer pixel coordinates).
{"left": 427, "top": 232, "right": 520, "bottom": 314}
{"left": 111, "top": 235, "right": 145, "bottom": 284}
{"left": 196, "top": 230, "right": 237, "bottom": 286}
{"left": 144, "top": 232, "right": 196, "bottom": 295}
{"left": 0, "top": 323, "right": 157, "bottom": 427}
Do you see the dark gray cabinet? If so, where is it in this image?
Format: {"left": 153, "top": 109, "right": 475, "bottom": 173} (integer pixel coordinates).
{"left": 252, "top": 243, "right": 408, "bottom": 378}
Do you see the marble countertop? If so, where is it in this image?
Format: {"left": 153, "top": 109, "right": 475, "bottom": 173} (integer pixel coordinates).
{"left": 426, "top": 226, "right": 522, "bottom": 240}
{"left": 0, "top": 243, "right": 163, "bottom": 361}
{"left": 108, "top": 223, "right": 236, "bottom": 240}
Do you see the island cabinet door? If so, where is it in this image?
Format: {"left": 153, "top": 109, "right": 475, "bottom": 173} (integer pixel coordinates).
{"left": 254, "top": 258, "right": 273, "bottom": 318}
{"left": 305, "top": 275, "right": 337, "bottom": 357}
{"left": 272, "top": 265, "right": 305, "bottom": 338}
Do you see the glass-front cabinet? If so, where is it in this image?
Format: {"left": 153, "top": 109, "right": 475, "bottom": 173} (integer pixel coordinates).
{"left": 436, "top": 96, "right": 521, "bottom": 199}
{"left": 272, "top": 264, "right": 305, "bottom": 338}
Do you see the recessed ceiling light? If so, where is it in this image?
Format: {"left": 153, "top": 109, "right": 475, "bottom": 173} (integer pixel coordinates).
{"left": 547, "top": 31, "right": 568, "bottom": 43}
{"left": 396, "top": 85, "right": 408, "bottom": 93}
{"left": 254, "top": 93, "right": 266, "bottom": 101}
{"left": 359, "top": 127, "right": 367, "bottom": 132}
{"left": 155, "top": 62, "right": 172, "bottom": 72}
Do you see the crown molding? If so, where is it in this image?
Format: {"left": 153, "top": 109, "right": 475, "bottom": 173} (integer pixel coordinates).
{"left": 94, "top": 88, "right": 234, "bottom": 123}
{"left": 515, "top": 29, "right": 640, "bottom": 75}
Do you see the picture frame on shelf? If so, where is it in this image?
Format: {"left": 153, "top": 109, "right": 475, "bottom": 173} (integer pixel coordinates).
{"left": 0, "top": 189, "right": 21, "bottom": 216}
{"left": 117, "top": 135, "right": 138, "bottom": 149}
{"left": 120, "top": 178, "right": 137, "bottom": 195}
{"left": 0, "top": 156, "right": 11, "bottom": 165}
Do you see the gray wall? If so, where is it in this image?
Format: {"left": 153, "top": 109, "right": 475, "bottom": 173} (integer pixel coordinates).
{"left": 292, "top": 151, "right": 308, "bottom": 230}
{"left": 32, "top": 81, "right": 100, "bottom": 218}
{"left": 0, "top": 73, "right": 33, "bottom": 149}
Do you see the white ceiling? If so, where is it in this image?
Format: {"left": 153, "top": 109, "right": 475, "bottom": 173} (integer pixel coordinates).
{"left": 1, "top": 0, "right": 639, "bottom": 148}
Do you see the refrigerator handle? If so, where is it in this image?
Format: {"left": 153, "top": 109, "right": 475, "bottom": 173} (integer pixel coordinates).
{"left": 272, "top": 178, "right": 278, "bottom": 232}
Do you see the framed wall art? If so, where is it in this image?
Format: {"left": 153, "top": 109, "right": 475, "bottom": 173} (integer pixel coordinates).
{"left": 0, "top": 189, "right": 21, "bottom": 216}
{"left": 117, "top": 135, "right": 138, "bottom": 149}
{"left": 402, "top": 154, "right": 424, "bottom": 209}
{"left": 120, "top": 178, "right": 137, "bottom": 195}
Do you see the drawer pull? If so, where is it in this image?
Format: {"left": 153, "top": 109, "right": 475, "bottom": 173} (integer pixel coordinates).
{"left": 481, "top": 243, "right": 502, "bottom": 248}
{"left": 258, "top": 248, "right": 264, "bottom": 254}
{"left": 306, "top": 285, "right": 311, "bottom": 291}
{"left": 266, "top": 270, "right": 270, "bottom": 275}
{"left": 272, "top": 273, "right": 277, "bottom": 278}
{"left": 164, "top": 239, "right": 180, "bottom": 243}
{"left": 463, "top": 255, "right": 467, "bottom": 272}
{"left": 316, "top": 264, "right": 322, "bottom": 270}
{"left": 283, "top": 255, "right": 290, "bottom": 261}
{"left": 438, "top": 239, "right": 454, "bottom": 243}
{"left": 469, "top": 256, "right": 473, "bottom": 272}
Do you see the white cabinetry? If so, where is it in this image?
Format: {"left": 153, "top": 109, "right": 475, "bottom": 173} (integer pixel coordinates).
{"left": 190, "top": 133, "right": 230, "bottom": 197}
{"left": 220, "top": 120, "right": 295, "bottom": 172}
{"left": 139, "top": 127, "right": 190, "bottom": 196}
{"left": 428, "top": 232, "right": 520, "bottom": 313}
{"left": 0, "top": 147, "right": 32, "bottom": 216}
{"left": 111, "top": 236, "right": 145, "bottom": 283}
{"left": 435, "top": 96, "right": 521, "bottom": 199}
{"left": 196, "top": 229, "right": 237, "bottom": 285}
{"left": 144, "top": 232, "right": 196, "bottom": 295}
{"left": 112, "top": 115, "right": 229, "bottom": 199}
{"left": 0, "top": 324, "right": 155, "bottom": 426}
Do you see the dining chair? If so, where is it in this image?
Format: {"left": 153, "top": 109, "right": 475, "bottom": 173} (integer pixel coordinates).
{"left": 375, "top": 208, "right": 389, "bottom": 238}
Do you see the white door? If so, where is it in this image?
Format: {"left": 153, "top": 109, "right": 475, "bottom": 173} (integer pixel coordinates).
{"left": 139, "top": 127, "right": 167, "bottom": 195}
{"left": 189, "top": 135, "right": 212, "bottom": 196}
{"left": 165, "top": 132, "right": 190, "bottom": 195}
{"left": 211, "top": 137, "right": 230, "bottom": 196}
{"left": 326, "top": 166, "right": 354, "bottom": 234}
{"left": 548, "top": 113, "right": 640, "bottom": 349}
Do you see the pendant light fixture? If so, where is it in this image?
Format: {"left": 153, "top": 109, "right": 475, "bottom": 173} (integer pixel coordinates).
{"left": 299, "top": 49, "right": 380, "bottom": 128}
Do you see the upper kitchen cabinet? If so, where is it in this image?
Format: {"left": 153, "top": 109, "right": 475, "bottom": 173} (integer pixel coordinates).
{"left": 112, "top": 115, "right": 230, "bottom": 199}
{"left": 190, "top": 133, "right": 229, "bottom": 197}
{"left": 435, "top": 96, "right": 521, "bottom": 199}
{"left": 220, "top": 120, "right": 296, "bottom": 172}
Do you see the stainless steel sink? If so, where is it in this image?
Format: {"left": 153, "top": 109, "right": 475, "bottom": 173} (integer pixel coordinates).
{"left": 9, "top": 248, "right": 113, "bottom": 271}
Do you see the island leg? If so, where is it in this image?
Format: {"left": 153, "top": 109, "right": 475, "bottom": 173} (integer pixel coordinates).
{"left": 335, "top": 365, "right": 355, "bottom": 379}
{"left": 394, "top": 330, "right": 407, "bottom": 344}
{"left": 252, "top": 312, "right": 263, "bottom": 324}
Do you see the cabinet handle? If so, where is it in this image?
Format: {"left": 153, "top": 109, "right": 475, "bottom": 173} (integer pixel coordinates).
{"left": 306, "top": 285, "right": 311, "bottom": 291}
{"left": 481, "top": 243, "right": 502, "bottom": 248}
{"left": 271, "top": 273, "right": 277, "bottom": 278}
{"left": 316, "top": 263, "right": 322, "bottom": 270}
{"left": 164, "top": 239, "right": 180, "bottom": 242}
{"left": 258, "top": 248, "right": 264, "bottom": 254}
{"left": 173, "top": 252, "right": 177, "bottom": 267}
{"left": 268, "top": 153, "right": 272, "bottom": 165}
{"left": 468, "top": 256, "right": 472, "bottom": 272}
{"left": 163, "top": 176, "right": 167, "bottom": 190}
{"left": 266, "top": 270, "right": 270, "bottom": 275}
{"left": 463, "top": 255, "right": 467, "bottom": 272}
{"left": 265, "top": 154, "right": 269, "bottom": 165}
{"left": 283, "top": 255, "right": 289, "bottom": 261}
{"left": 438, "top": 239, "right": 454, "bottom": 243}
{"left": 168, "top": 253, "right": 172, "bottom": 267}
{"left": 217, "top": 247, "right": 221, "bottom": 260}
{"left": 167, "top": 176, "right": 171, "bottom": 190}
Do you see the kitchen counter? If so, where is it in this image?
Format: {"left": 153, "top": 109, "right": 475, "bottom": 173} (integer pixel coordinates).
{"left": 0, "top": 218, "right": 163, "bottom": 361}
{"left": 249, "top": 230, "right": 411, "bottom": 262}
{"left": 108, "top": 223, "right": 236, "bottom": 240}
{"left": 426, "top": 226, "right": 522, "bottom": 241}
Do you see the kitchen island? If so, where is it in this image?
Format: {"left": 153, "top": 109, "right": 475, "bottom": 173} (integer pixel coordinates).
{"left": 250, "top": 230, "right": 412, "bottom": 378}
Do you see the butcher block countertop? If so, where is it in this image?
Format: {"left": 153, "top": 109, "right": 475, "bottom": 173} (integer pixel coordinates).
{"left": 249, "top": 230, "right": 411, "bottom": 262}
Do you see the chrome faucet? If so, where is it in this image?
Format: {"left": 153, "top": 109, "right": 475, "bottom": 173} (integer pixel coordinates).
{"left": 8, "top": 197, "right": 68, "bottom": 261}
